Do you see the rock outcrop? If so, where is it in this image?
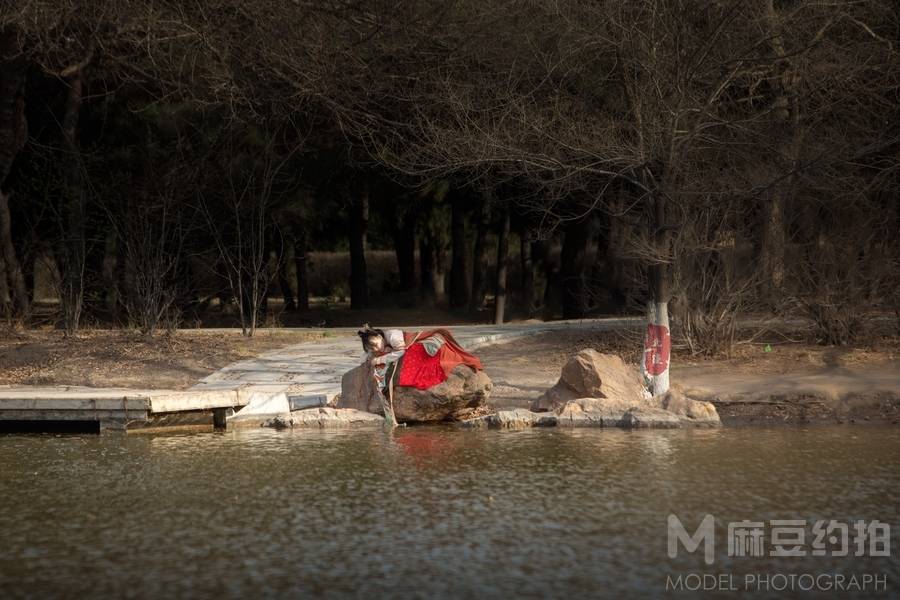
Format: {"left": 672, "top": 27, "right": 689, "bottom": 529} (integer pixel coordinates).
{"left": 531, "top": 349, "right": 647, "bottom": 412}
{"left": 534, "top": 349, "right": 719, "bottom": 426}
{"left": 461, "top": 392, "right": 720, "bottom": 429}
{"left": 340, "top": 363, "right": 492, "bottom": 423}
{"left": 391, "top": 366, "right": 492, "bottom": 422}
{"left": 338, "top": 363, "right": 383, "bottom": 414}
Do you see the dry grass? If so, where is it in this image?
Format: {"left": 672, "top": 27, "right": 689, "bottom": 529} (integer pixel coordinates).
{"left": 0, "top": 329, "right": 322, "bottom": 390}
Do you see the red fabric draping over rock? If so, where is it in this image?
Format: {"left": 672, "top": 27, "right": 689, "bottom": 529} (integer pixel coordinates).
{"left": 398, "top": 328, "right": 483, "bottom": 390}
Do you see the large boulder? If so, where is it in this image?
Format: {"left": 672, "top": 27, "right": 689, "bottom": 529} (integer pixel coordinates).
{"left": 339, "top": 363, "right": 492, "bottom": 423}
{"left": 532, "top": 349, "right": 646, "bottom": 412}
{"left": 392, "top": 366, "right": 492, "bottom": 422}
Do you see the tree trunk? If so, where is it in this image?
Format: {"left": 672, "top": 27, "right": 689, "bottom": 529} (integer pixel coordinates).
{"left": 394, "top": 211, "right": 417, "bottom": 295}
{"left": 642, "top": 196, "right": 671, "bottom": 396}
{"left": 56, "top": 52, "right": 92, "bottom": 333}
{"left": 348, "top": 183, "right": 369, "bottom": 309}
{"left": 432, "top": 248, "right": 446, "bottom": 300}
{"left": 759, "top": 0, "right": 801, "bottom": 306}
{"left": 419, "top": 235, "right": 436, "bottom": 304}
{"left": 294, "top": 227, "right": 309, "bottom": 311}
{"left": 469, "top": 195, "right": 490, "bottom": 312}
{"left": 0, "top": 29, "right": 26, "bottom": 184}
{"left": 606, "top": 198, "right": 627, "bottom": 311}
{"left": 560, "top": 216, "right": 590, "bottom": 319}
{"left": 279, "top": 243, "right": 296, "bottom": 312}
{"left": 449, "top": 194, "right": 470, "bottom": 308}
{"left": 0, "top": 253, "right": 8, "bottom": 318}
{"left": 537, "top": 238, "right": 562, "bottom": 320}
{"left": 587, "top": 212, "right": 612, "bottom": 311}
{"left": 0, "top": 30, "right": 29, "bottom": 321}
{"left": 116, "top": 237, "right": 133, "bottom": 323}
{"left": 418, "top": 199, "right": 447, "bottom": 304}
{"left": 760, "top": 193, "right": 785, "bottom": 301}
{"left": 493, "top": 207, "right": 510, "bottom": 324}
{"left": 520, "top": 229, "right": 534, "bottom": 315}
{"left": 0, "top": 191, "right": 27, "bottom": 320}
{"left": 101, "top": 226, "right": 118, "bottom": 316}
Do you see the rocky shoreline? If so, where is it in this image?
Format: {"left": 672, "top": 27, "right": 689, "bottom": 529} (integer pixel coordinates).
{"left": 234, "top": 345, "right": 899, "bottom": 430}
{"left": 240, "top": 400, "right": 899, "bottom": 430}
{"left": 239, "top": 348, "right": 724, "bottom": 430}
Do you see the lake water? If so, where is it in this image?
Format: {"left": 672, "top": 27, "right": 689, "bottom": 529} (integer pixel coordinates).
{"left": 0, "top": 426, "right": 897, "bottom": 598}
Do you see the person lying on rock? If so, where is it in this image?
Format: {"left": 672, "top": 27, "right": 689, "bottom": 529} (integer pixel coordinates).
{"left": 357, "top": 324, "right": 483, "bottom": 394}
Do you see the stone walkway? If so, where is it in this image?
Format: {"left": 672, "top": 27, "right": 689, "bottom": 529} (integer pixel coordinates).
{"left": 195, "top": 318, "right": 638, "bottom": 419}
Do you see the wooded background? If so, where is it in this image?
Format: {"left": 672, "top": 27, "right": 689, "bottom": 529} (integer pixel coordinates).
{"left": 1, "top": 1, "right": 898, "bottom": 349}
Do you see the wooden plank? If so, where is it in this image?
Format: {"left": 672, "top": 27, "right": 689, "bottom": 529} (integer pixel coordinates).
{"left": 0, "top": 409, "right": 149, "bottom": 421}
{"left": 0, "top": 388, "right": 153, "bottom": 398}
{"left": 0, "top": 397, "right": 151, "bottom": 411}
{"left": 128, "top": 410, "right": 216, "bottom": 431}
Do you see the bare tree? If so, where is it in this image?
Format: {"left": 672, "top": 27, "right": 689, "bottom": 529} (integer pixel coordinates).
{"left": 201, "top": 133, "right": 290, "bottom": 336}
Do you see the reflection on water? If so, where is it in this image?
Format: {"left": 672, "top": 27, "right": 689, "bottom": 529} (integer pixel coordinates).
{"left": 0, "top": 427, "right": 897, "bottom": 598}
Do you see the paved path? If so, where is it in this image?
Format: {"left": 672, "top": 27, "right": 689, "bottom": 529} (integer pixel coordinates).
{"left": 0, "top": 319, "right": 637, "bottom": 428}
{"left": 195, "top": 318, "right": 639, "bottom": 418}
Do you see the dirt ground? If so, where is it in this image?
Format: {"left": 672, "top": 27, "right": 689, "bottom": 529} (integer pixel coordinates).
{"left": 0, "top": 329, "right": 322, "bottom": 390}
{"left": 476, "top": 329, "right": 900, "bottom": 426}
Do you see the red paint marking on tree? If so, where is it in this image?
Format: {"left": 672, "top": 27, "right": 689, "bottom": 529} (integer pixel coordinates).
{"left": 643, "top": 324, "right": 671, "bottom": 376}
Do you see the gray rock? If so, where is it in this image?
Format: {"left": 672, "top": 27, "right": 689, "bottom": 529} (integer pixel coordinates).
{"left": 555, "top": 397, "right": 635, "bottom": 427}
{"left": 258, "top": 408, "right": 384, "bottom": 429}
{"left": 338, "top": 363, "right": 383, "bottom": 414}
{"left": 651, "top": 389, "right": 721, "bottom": 426}
{"left": 392, "top": 366, "right": 492, "bottom": 422}
{"left": 621, "top": 407, "right": 682, "bottom": 428}
{"left": 340, "top": 362, "right": 492, "bottom": 423}
{"left": 554, "top": 397, "right": 713, "bottom": 428}
{"left": 460, "top": 408, "right": 557, "bottom": 429}
{"left": 532, "top": 349, "right": 646, "bottom": 412}
{"left": 263, "top": 414, "right": 292, "bottom": 429}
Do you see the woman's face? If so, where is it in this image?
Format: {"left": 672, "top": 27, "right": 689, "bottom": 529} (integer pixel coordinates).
{"left": 367, "top": 334, "right": 386, "bottom": 353}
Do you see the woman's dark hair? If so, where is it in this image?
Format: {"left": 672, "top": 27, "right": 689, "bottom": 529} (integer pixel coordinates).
{"left": 357, "top": 324, "right": 386, "bottom": 352}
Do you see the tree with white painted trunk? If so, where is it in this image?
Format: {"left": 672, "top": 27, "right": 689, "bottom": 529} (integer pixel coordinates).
{"left": 641, "top": 196, "right": 672, "bottom": 396}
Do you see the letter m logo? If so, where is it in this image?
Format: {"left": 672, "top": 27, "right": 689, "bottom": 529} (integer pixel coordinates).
{"left": 668, "top": 514, "right": 715, "bottom": 565}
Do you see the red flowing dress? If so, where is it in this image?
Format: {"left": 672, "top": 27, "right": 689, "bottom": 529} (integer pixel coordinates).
{"left": 396, "top": 329, "right": 483, "bottom": 390}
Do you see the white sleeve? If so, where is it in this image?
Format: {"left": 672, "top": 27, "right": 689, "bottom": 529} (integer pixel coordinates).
{"left": 385, "top": 329, "right": 406, "bottom": 350}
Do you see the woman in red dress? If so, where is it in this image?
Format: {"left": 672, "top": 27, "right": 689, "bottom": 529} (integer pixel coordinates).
{"left": 358, "top": 325, "right": 483, "bottom": 392}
